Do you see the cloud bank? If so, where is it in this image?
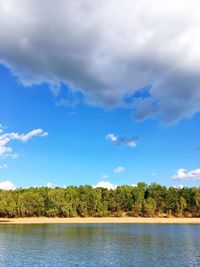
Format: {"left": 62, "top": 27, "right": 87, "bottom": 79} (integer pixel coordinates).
{"left": 172, "top": 168, "right": 200, "bottom": 181}
{"left": 1, "top": 1, "right": 200, "bottom": 122}
{"left": 0, "top": 126, "right": 48, "bottom": 158}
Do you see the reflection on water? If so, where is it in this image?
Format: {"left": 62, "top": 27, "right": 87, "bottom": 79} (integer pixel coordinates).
{"left": 0, "top": 224, "right": 200, "bottom": 266}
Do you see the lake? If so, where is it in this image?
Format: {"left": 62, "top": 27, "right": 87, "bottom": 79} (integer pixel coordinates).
{"left": 0, "top": 224, "right": 200, "bottom": 266}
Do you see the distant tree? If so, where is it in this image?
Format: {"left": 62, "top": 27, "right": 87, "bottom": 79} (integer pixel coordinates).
{"left": 143, "top": 198, "right": 157, "bottom": 217}
{"left": 0, "top": 184, "right": 200, "bottom": 218}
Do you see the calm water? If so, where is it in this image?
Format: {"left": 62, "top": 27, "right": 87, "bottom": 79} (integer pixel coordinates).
{"left": 0, "top": 224, "right": 200, "bottom": 267}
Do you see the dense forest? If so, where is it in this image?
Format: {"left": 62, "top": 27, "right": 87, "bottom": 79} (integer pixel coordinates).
{"left": 0, "top": 183, "right": 200, "bottom": 218}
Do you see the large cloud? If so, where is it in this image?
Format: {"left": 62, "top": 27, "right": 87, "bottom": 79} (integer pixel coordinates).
{"left": 1, "top": 0, "right": 200, "bottom": 122}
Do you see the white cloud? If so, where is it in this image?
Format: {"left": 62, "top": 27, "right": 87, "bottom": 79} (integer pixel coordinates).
{"left": 106, "top": 133, "right": 118, "bottom": 142}
{"left": 0, "top": 126, "right": 48, "bottom": 158}
{"left": 93, "top": 181, "right": 117, "bottom": 190}
{"left": 102, "top": 174, "right": 109, "bottom": 179}
{"left": 0, "top": 163, "right": 7, "bottom": 169}
{"left": 0, "top": 124, "right": 4, "bottom": 134}
{"left": 46, "top": 182, "right": 53, "bottom": 188}
{"left": 172, "top": 184, "right": 185, "bottom": 189}
{"left": 16, "top": 129, "right": 48, "bottom": 142}
{"left": 1, "top": 1, "right": 200, "bottom": 122}
{"left": 0, "top": 180, "right": 15, "bottom": 190}
{"left": 113, "top": 166, "right": 125, "bottom": 173}
{"left": 131, "top": 184, "right": 137, "bottom": 187}
{"left": 106, "top": 133, "right": 138, "bottom": 148}
{"left": 172, "top": 168, "right": 200, "bottom": 181}
{"left": 126, "top": 140, "right": 137, "bottom": 149}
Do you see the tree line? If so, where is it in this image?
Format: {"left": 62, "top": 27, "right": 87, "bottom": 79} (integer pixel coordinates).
{"left": 0, "top": 183, "right": 200, "bottom": 218}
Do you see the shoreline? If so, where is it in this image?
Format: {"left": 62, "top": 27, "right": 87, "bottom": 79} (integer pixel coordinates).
{"left": 1, "top": 217, "right": 200, "bottom": 224}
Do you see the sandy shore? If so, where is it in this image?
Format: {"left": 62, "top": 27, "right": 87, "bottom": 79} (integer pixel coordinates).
{"left": 0, "top": 217, "right": 200, "bottom": 224}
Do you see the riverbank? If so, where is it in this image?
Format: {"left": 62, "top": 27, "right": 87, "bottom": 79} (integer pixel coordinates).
{"left": 1, "top": 217, "right": 200, "bottom": 224}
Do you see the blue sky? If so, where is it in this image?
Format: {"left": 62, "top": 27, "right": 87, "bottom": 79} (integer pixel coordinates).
{"left": 0, "top": 1, "right": 200, "bottom": 189}
{"left": 1, "top": 64, "right": 200, "bottom": 188}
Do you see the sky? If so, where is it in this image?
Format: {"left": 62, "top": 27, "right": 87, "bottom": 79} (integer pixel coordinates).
{"left": 0, "top": 0, "right": 200, "bottom": 189}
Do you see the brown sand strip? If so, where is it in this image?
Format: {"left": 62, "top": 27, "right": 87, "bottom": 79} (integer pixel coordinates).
{"left": 1, "top": 217, "right": 200, "bottom": 224}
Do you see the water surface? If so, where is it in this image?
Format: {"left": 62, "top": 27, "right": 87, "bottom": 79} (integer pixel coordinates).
{"left": 0, "top": 224, "right": 200, "bottom": 266}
